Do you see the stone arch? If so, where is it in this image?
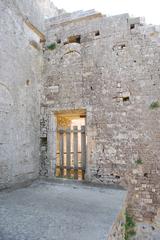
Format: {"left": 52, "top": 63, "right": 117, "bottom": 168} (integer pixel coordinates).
{"left": 60, "top": 51, "right": 81, "bottom": 67}
{"left": 60, "top": 49, "right": 81, "bottom": 61}
{"left": 58, "top": 44, "right": 82, "bottom": 103}
{"left": 60, "top": 43, "right": 81, "bottom": 63}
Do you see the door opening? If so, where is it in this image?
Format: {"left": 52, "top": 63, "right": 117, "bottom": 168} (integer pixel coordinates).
{"left": 55, "top": 109, "right": 86, "bottom": 180}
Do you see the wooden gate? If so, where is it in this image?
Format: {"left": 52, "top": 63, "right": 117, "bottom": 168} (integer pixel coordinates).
{"left": 56, "top": 126, "right": 86, "bottom": 180}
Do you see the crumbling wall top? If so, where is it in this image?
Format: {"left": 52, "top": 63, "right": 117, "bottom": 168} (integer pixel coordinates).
{"left": 45, "top": 9, "right": 103, "bottom": 28}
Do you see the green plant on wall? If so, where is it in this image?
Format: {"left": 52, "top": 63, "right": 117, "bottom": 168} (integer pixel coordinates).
{"left": 135, "top": 158, "right": 143, "bottom": 165}
{"left": 46, "top": 42, "right": 57, "bottom": 50}
{"left": 125, "top": 211, "right": 136, "bottom": 240}
{"left": 150, "top": 101, "right": 160, "bottom": 109}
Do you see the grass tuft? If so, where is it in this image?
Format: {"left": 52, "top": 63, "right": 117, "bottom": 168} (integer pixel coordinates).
{"left": 47, "top": 43, "right": 56, "bottom": 50}
{"left": 135, "top": 158, "right": 143, "bottom": 165}
{"left": 125, "top": 211, "right": 136, "bottom": 240}
{"left": 150, "top": 101, "right": 160, "bottom": 109}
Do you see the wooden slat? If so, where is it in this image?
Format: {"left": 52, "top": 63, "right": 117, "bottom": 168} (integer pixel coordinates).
{"left": 57, "top": 129, "right": 83, "bottom": 133}
{"left": 73, "top": 126, "right": 78, "bottom": 179}
{"left": 56, "top": 125, "right": 86, "bottom": 180}
{"left": 59, "top": 129, "right": 64, "bottom": 177}
{"left": 56, "top": 166, "right": 83, "bottom": 170}
{"left": 81, "top": 125, "right": 86, "bottom": 179}
{"left": 56, "top": 151, "right": 82, "bottom": 154}
{"left": 66, "top": 128, "right": 71, "bottom": 177}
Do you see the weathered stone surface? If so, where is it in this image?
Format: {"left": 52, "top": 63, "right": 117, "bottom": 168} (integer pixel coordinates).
{"left": 108, "top": 208, "right": 125, "bottom": 240}
{"left": 0, "top": 0, "right": 61, "bottom": 189}
{"left": 41, "top": 10, "right": 160, "bottom": 224}
{"left": 13, "top": 0, "right": 63, "bottom": 30}
{"left": 1, "top": 1, "right": 160, "bottom": 237}
{"left": 0, "top": 0, "right": 44, "bottom": 189}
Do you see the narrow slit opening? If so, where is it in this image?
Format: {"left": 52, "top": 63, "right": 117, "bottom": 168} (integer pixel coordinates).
{"left": 95, "top": 30, "right": 100, "bottom": 36}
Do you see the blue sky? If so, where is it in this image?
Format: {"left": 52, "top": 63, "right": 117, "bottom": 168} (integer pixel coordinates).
{"left": 52, "top": 0, "right": 160, "bottom": 25}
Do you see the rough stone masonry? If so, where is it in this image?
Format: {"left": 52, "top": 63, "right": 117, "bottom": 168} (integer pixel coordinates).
{"left": 0, "top": 0, "right": 160, "bottom": 238}
{"left": 42, "top": 10, "right": 160, "bottom": 223}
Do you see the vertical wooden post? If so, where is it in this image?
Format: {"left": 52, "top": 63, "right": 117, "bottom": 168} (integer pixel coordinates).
{"left": 66, "top": 128, "right": 71, "bottom": 178}
{"left": 48, "top": 113, "right": 57, "bottom": 177}
{"left": 73, "top": 126, "right": 78, "bottom": 179}
{"left": 81, "top": 126, "right": 86, "bottom": 179}
{"left": 59, "top": 129, "right": 64, "bottom": 177}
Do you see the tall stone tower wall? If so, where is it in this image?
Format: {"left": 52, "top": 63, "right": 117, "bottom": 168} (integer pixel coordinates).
{"left": 41, "top": 11, "right": 160, "bottom": 222}
{"left": 0, "top": 0, "right": 60, "bottom": 189}
{"left": 0, "top": 0, "right": 43, "bottom": 188}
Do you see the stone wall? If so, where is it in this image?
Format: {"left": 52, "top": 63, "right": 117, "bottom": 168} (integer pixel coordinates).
{"left": 36, "top": 0, "right": 65, "bottom": 20}
{"left": 1, "top": 0, "right": 160, "bottom": 227}
{"left": 0, "top": 0, "right": 44, "bottom": 189}
{"left": 13, "top": 0, "right": 63, "bottom": 30}
{"left": 13, "top": 0, "right": 44, "bottom": 30}
{"left": 41, "top": 11, "right": 160, "bottom": 222}
{"left": 0, "top": 0, "right": 62, "bottom": 189}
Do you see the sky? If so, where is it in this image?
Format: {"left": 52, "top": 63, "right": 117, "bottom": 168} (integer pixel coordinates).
{"left": 52, "top": 0, "right": 160, "bottom": 25}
